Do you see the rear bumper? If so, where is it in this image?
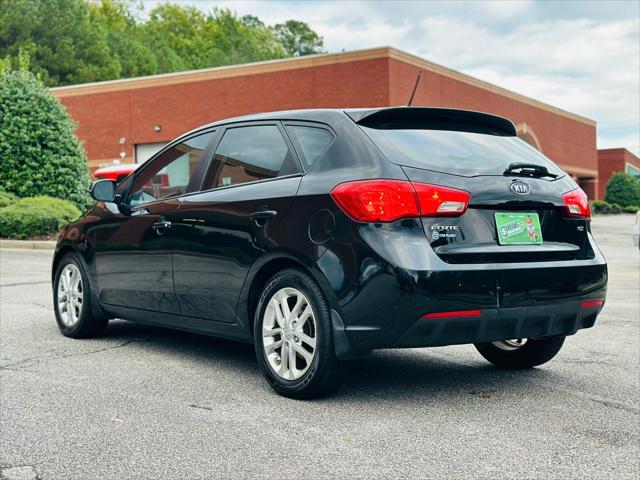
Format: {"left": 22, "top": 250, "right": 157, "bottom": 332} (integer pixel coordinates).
{"left": 332, "top": 298, "right": 604, "bottom": 359}
{"left": 392, "top": 300, "right": 603, "bottom": 348}
{"left": 317, "top": 219, "right": 608, "bottom": 359}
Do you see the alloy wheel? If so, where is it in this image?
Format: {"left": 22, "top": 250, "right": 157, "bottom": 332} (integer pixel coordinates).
{"left": 492, "top": 338, "right": 527, "bottom": 351}
{"left": 57, "top": 264, "right": 83, "bottom": 327}
{"left": 262, "top": 287, "right": 317, "bottom": 380}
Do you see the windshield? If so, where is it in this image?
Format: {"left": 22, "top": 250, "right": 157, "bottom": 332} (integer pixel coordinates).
{"left": 361, "top": 127, "right": 564, "bottom": 178}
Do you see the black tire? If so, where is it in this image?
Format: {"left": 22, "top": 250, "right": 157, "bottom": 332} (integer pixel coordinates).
{"left": 475, "top": 336, "right": 566, "bottom": 369}
{"left": 53, "top": 253, "right": 109, "bottom": 338}
{"left": 253, "top": 268, "right": 345, "bottom": 399}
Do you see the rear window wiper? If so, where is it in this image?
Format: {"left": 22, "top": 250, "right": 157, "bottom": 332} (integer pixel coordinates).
{"left": 503, "top": 162, "right": 558, "bottom": 179}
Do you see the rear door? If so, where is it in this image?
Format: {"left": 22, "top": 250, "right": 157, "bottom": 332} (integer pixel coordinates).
{"left": 172, "top": 122, "right": 302, "bottom": 323}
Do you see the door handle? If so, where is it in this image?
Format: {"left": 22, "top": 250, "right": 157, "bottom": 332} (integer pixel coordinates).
{"left": 152, "top": 219, "right": 172, "bottom": 234}
{"left": 250, "top": 210, "right": 277, "bottom": 226}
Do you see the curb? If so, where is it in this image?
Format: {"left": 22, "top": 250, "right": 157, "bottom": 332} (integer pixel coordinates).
{"left": 0, "top": 239, "right": 56, "bottom": 250}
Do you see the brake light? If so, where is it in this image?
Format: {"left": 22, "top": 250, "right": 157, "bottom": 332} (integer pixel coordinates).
{"left": 330, "top": 180, "right": 470, "bottom": 222}
{"left": 563, "top": 188, "right": 591, "bottom": 219}
{"left": 330, "top": 180, "right": 417, "bottom": 222}
{"left": 413, "top": 183, "right": 470, "bottom": 216}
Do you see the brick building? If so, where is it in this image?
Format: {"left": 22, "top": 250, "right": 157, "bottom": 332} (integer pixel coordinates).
{"left": 52, "top": 46, "right": 604, "bottom": 197}
{"left": 597, "top": 148, "right": 640, "bottom": 199}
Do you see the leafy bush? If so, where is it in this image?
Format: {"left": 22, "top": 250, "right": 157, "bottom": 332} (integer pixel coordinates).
{"left": 609, "top": 203, "right": 623, "bottom": 214}
{"left": 591, "top": 200, "right": 624, "bottom": 214}
{"left": 624, "top": 205, "right": 639, "bottom": 213}
{"left": 0, "top": 53, "right": 91, "bottom": 207}
{"left": 0, "top": 196, "right": 80, "bottom": 239}
{"left": 0, "top": 190, "right": 17, "bottom": 208}
{"left": 591, "top": 200, "right": 609, "bottom": 214}
{"left": 604, "top": 172, "right": 640, "bottom": 208}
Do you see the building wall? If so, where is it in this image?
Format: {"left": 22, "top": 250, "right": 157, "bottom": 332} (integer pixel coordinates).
{"left": 57, "top": 55, "right": 390, "bottom": 167}
{"left": 597, "top": 148, "right": 640, "bottom": 200}
{"left": 52, "top": 47, "right": 600, "bottom": 196}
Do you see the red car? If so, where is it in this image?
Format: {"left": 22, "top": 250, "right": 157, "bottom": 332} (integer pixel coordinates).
{"left": 93, "top": 164, "right": 138, "bottom": 183}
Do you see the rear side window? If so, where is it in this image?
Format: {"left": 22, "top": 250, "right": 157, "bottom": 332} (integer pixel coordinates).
{"left": 288, "top": 125, "right": 333, "bottom": 168}
{"left": 203, "top": 125, "right": 298, "bottom": 189}
{"left": 361, "top": 127, "right": 564, "bottom": 178}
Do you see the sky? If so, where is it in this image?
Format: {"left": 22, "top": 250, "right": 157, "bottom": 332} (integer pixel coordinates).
{"left": 143, "top": 0, "right": 640, "bottom": 155}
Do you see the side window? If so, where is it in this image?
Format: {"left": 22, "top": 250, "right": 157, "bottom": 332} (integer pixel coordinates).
{"left": 128, "top": 132, "right": 214, "bottom": 206}
{"left": 288, "top": 125, "right": 333, "bottom": 169}
{"left": 203, "top": 125, "right": 298, "bottom": 190}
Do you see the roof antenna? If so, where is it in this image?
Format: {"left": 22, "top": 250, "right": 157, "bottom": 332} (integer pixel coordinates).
{"left": 407, "top": 70, "right": 422, "bottom": 106}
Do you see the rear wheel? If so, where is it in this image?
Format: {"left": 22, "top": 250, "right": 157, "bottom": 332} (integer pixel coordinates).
{"left": 253, "top": 268, "right": 345, "bottom": 399}
{"left": 53, "top": 253, "right": 108, "bottom": 338}
{"left": 474, "top": 336, "right": 565, "bottom": 369}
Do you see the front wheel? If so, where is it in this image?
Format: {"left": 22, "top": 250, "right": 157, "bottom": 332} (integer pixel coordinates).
{"left": 53, "top": 253, "right": 109, "bottom": 338}
{"left": 253, "top": 268, "right": 345, "bottom": 399}
{"left": 475, "top": 336, "right": 566, "bottom": 369}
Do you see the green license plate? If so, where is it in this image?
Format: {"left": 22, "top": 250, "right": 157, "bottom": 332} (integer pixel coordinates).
{"left": 495, "top": 212, "right": 543, "bottom": 245}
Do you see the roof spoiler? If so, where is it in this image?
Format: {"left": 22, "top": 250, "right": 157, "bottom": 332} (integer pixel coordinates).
{"left": 346, "top": 107, "right": 517, "bottom": 136}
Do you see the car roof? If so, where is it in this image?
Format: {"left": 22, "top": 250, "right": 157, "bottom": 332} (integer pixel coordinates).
{"left": 181, "top": 106, "right": 516, "bottom": 138}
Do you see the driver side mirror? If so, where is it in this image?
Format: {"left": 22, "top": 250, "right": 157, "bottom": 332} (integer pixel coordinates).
{"left": 89, "top": 179, "right": 116, "bottom": 202}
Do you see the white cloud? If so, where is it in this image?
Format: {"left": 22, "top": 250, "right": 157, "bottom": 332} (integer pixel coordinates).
{"left": 411, "top": 17, "right": 639, "bottom": 129}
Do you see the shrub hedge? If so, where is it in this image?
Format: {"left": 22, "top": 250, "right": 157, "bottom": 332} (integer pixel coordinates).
{"left": 0, "top": 196, "right": 80, "bottom": 239}
{"left": 0, "top": 190, "right": 17, "bottom": 208}
{"left": 604, "top": 172, "right": 640, "bottom": 208}
{"left": 0, "top": 55, "right": 91, "bottom": 207}
{"left": 591, "top": 199, "right": 638, "bottom": 215}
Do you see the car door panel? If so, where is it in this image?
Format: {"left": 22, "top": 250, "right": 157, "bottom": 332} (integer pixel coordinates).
{"left": 93, "top": 130, "right": 216, "bottom": 315}
{"left": 173, "top": 176, "right": 301, "bottom": 322}
{"left": 94, "top": 199, "right": 182, "bottom": 314}
{"left": 171, "top": 122, "right": 303, "bottom": 323}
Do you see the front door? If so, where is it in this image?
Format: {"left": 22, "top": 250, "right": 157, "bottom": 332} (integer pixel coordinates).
{"left": 94, "top": 130, "right": 216, "bottom": 314}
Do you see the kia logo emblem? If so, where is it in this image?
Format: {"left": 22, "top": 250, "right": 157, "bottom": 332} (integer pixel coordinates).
{"left": 510, "top": 181, "right": 531, "bottom": 195}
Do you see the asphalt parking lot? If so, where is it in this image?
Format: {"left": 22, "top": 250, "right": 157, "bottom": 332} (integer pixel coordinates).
{"left": 1, "top": 214, "right": 638, "bottom": 480}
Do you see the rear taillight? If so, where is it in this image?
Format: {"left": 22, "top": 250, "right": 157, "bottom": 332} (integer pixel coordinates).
{"left": 330, "top": 180, "right": 470, "bottom": 222}
{"left": 563, "top": 188, "right": 591, "bottom": 219}
{"left": 413, "top": 183, "right": 470, "bottom": 216}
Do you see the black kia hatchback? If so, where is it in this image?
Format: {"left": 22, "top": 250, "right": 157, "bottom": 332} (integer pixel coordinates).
{"left": 52, "top": 107, "right": 607, "bottom": 398}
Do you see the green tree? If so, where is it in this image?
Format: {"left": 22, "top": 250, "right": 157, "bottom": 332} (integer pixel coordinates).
{"left": 89, "top": 0, "right": 158, "bottom": 79}
{"left": 272, "top": 20, "right": 324, "bottom": 57}
{"left": 0, "top": 53, "right": 90, "bottom": 206}
{"left": 0, "top": 0, "right": 120, "bottom": 86}
{"left": 142, "top": 3, "right": 217, "bottom": 71}
{"left": 604, "top": 172, "right": 640, "bottom": 208}
{"left": 208, "top": 8, "right": 286, "bottom": 65}
{"left": 0, "top": 0, "right": 325, "bottom": 86}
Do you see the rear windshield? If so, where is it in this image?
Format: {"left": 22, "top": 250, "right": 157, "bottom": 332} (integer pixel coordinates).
{"left": 361, "top": 127, "right": 564, "bottom": 178}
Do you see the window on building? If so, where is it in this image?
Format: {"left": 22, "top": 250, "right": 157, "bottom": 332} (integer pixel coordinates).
{"left": 626, "top": 163, "right": 640, "bottom": 178}
{"left": 288, "top": 125, "right": 334, "bottom": 169}
{"left": 127, "top": 132, "right": 214, "bottom": 206}
{"left": 203, "top": 125, "right": 298, "bottom": 190}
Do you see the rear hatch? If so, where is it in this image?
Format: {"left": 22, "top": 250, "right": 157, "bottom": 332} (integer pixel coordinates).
{"left": 352, "top": 107, "right": 594, "bottom": 264}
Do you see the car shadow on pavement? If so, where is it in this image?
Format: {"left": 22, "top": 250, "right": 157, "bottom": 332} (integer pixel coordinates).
{"left": 102, "top": 320, "right": 564, "bottom": 403}
{"left": 103, "top": 319, "right": 257, "bottom": 365}
{"left": 336, "top": 349, "right": 559, "bottom": 402}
